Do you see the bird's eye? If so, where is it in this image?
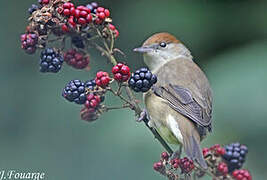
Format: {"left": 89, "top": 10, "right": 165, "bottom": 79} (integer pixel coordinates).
{"left": 159, "top": 42, "right": 167, "bottom": 48}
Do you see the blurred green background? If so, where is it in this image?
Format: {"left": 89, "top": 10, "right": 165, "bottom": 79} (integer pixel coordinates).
{"left": 1, "top": 0, "right": 267, "bottom": 179}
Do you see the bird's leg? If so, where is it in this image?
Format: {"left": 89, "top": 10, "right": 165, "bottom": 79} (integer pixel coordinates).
{"left": 170, "top": 145, "right": 183, "bottom": 160}
{"left": 137, "top": 108, "right": 150, "bottom": 123}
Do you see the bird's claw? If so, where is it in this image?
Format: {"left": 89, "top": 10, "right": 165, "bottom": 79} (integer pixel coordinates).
{"left": 137, "top": 109, "right": 149, "bottom": 123}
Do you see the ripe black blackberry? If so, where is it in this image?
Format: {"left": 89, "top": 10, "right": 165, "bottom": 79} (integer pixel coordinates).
{"left": 222, "top": 142, "right": 248, "bottom": 172}
{"left": 28, "top": 4, "right": 39, "bottom": 14}
{"left": 128, "top": 67, "right": 157, "bottom": 92}
{"left": 86, "top": 2, "right": 98, "bottom": 13}
{"left": 85, "top": 79, "right": 96, "bottom": 90}
{"left": 62, "top": 80, "right": 87, "bottom": 104}
{"left": 71, "top": 36, "right": 85, "bottom": 49}
{"left": 40, "top": 48, "right": 64, "bottom": 73}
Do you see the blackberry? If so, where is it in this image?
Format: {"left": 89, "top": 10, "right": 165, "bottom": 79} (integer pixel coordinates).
{"left": 64, "top": 49, "right": 90, "bottom": 70}
{"left": 128, "top": 67, "right": 157, "bottom": 92}
{"left": 28, "top": 4, "right": 39, "bottom": 14}
{"left": 71, "top": 36, "right": 85, "bottom": 49}
{"left": 180, "top": 157, "right": 194, "bottom": 174}
{"left": 85, "top": 79, "right": 96, "bottom": 90}
{"left": 62, "top": 80, "right": 87, "bottom": 104}
{"left": 39, "top": 48, "right": 64, "bottom": 73}
{"left": 222, "top": 142, "right": 248, "bottom": 172}
{"left": 20, "top": 33, "right": 38, "bottom": 54}
{"left": 86, "top": 2, "right": 98, "bottom": 13}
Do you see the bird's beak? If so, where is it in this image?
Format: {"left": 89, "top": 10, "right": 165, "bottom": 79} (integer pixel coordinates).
{"left": 133, "top": 46, "right": 154, "bottom": 53}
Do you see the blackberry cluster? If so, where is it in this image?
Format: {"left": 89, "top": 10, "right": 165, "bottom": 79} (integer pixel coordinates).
{"left": 39, "top": 48, "right": 64, "bottom": 73}
{"left": 62, "top": 80, "right": 86, "bottom": 104}
{"left": 222, "top": 143, "right": 248, "bottom": 172}
{"left": 71, "top": 36, "right": 85, "bottom": 49}
{"left": 128, "top": 67, "right": 157, "bottom": 92}
{"left": 28, "top": 4, "right": 39, "bottom": 14}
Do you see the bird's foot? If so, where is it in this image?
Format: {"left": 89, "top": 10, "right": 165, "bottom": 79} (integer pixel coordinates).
{"left": 137, "top": 108, "right": 149, "bottom": 123}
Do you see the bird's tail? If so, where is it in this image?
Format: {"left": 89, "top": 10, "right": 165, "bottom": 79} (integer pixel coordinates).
{"left": 183, "top": 135, "right": 207, "bottom": 169}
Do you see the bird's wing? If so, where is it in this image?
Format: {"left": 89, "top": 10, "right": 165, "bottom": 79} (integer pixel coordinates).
{"left": 153, "top": 84, "right": 211, "bottom": 128}
{"left": 153, "top": 58, "right": 212, "bottom": 130}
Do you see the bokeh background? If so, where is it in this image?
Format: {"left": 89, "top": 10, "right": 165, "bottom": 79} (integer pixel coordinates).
{"left": 1, "top": 0, "right": 267, "bottom": 179}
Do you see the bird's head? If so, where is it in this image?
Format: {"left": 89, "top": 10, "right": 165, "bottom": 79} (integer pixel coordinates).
{"left": 134, "top": 32, "right": 192, "bottom": 72}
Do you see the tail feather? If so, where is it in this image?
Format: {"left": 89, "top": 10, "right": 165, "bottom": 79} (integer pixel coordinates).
{"left": 183, "top": 135, "right": 207, "bottom": 169}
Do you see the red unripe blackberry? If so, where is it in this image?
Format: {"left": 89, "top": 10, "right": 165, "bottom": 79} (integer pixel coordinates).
{"left": 210, "top": 144, "right": 220, "bottom": 151}
{"left": 153, "top": 161, "right": 163, "bottom": 172}
{"left": 97, "top": 7, "right": 105, "bottom": 13}
{"left": 173, "top": 163, "right": 179, "bottom": 169}
{"left": 202, "top": 148, "right": 210, "bottom": 157}
{"left": 20, "top": 33, "right": 38, "bottom": 54}
{"left": 40, "top": 0, "right": 49, "bottom": 5}
{"left": 98, "top": 12, "right": 106, "bottom": 19}
{"left": 232, "top": 169, "right": 252, "bottom": 180}
{"left": 215, "top": 147, "right": 226, "bottom": 156}
{"left": 86, "top": 14, "right": 93, "bottom": 23}
{"left": 114, "top": 29, "right": 119, "bottom": 38}
{"left": 104, "top": 9, "right": 110, "bottom": 17}
{"left": 217, "top": 162, "right": 228, "bottom": 176}
{"left": 108, "top": 24, "right": 116, "bottom": 31}
{"left": 64, "top": 49, "right": 89, "bottom": 69}
{"left": 95, "top": 71, "right": 111, "bottom": 88}
{"left": 80, "top": 11, "right": 88, "bottom": 18}
{"left": 112, "top": 63, "right": 131, "bottom": 82}
{"left": 61, "top": 24, "right": 69, "bottom": 33}
{"left": 63, "top": 9, "right": 70, "bottom": 16}
{"left": 85, "top": 94, "right": 101, "bottom": 109}
{"left": 68, "top": 16, "right": 76, "bottom": 28}
{"left": 108, "top": 24, "right": 119, "bottom": 38}
{"left": 61, "top": 2, "right": 74, "bottom": 17}
{"left": 70, "top": 7, "right": 75, "bottom": 15}
{"left": 161, "top": 152, "right": 169, "bottom": 161}
{"left": 74, "top": 9, "right": 80, "bottom": 18}
{"left": 179, "top": 157, "right": 195, "bottom": 174}
{"left": 94, "top": 18, "right": 102, "bottom": 25}
{"left": 77, "top": 6, "right": 91, "bottom": 13}
{"left": 78, "top": 18, "right": 87, "bottom": 25}
{"left": 63, "top": 2, "right": 74, "bottom": 9}
{"left": 170, "top": 158, "right": 180, "bottom": 166}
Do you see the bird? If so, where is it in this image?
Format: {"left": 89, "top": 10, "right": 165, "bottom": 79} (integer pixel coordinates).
{"left": 134, "top": 32, "right": 212, "bottom": 168}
